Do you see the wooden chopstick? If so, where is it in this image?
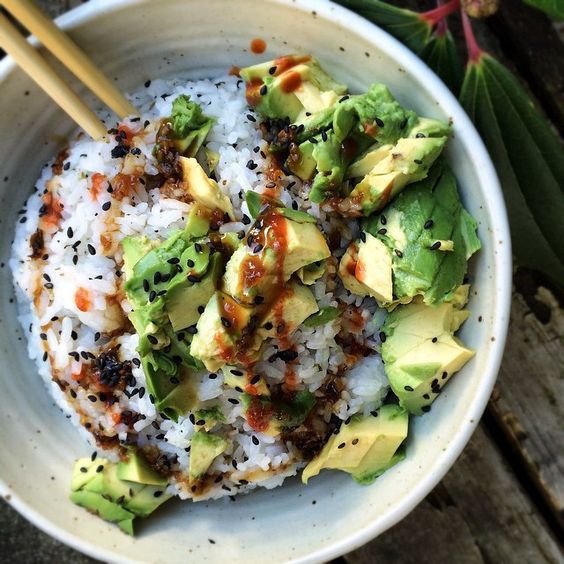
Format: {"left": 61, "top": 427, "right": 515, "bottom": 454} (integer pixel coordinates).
{"left": 2, "top": 0, "right": 138, "bottom": 120}
{"left": 0, "top": 12, "right": 107, "bottom": 140}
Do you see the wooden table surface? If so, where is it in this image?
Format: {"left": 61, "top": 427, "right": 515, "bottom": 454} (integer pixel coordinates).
{"left": 1, "top": 1, "right": 562, "bottom": 563}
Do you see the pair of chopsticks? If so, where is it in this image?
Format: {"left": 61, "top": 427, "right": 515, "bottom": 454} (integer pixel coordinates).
{"left": 0, "top": 0, "right": 138, "bottom": 139}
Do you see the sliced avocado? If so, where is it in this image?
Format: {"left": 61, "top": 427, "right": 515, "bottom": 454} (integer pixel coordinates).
{"left": 71, "top": 458, "right": 101, "bottom": 492}
{"left": 189, "top": 432, "right": 228, "bottom": 480}
{"left": 184, "top": 203, "right": 211, "bottom": 239}
{"left": 240, "top": 55, "right": 346, "bottom": 121}
{"left": 222, "top": 210, "right": 330, "bottom": 304}
{"left": 381, "top": 294, "right": 474, "bottom": 415}
{"left": 70, "top": 490, "right": 136, "bottom": 534}
{"left": 347, "top": 136, "right": 447, "bottom": 215}
{"left": 190, "top": 291, "right": 257, "bottom": 371}
{"left": 166, "top": 252, "right": 222, "bottom": 331}
{"left": 154, "top": 364, "right": 200, "bottom": 419}
{"left": 222, "top": 365, "right": 270, "bottom": 396}
{"left": 154, "top": 94, "right": 214, "bottom": 162}
{"left": 117, "top": 451, "right": 168, "bottom": 487}
{"left": 179, "top": 156, "right": 235, "bottom": 220}
{"left": 286, "top": 140, "right": 317, "bottom": 181}
{"left": 364, "top": 161, "right": 481, "bottom": 305}
{"left": 338, "top": 233, "right": 393, "bottom": 304}
{"left": 256, "top": 282, "right": 318, "bottom": 341}
{"left": 124, "top": 485, "right": 171, "bottom": 519}
{"left": 302, "top": 405, "right": 408, "bottom": 484}
{"left": 303, "top": 306, "right": 340, "bottom": 328}
{"left": 122, "top": 236, "right": 154, "bottom": 280}
{"left": 346, "top": 143, "right": 394, "bottom": 179}
{"left": 297, "top": 260, "right": 326, "bottom": 285}
{"left": 204, "top": 148, "right": 220, "bottom": 174}
{"left": 194, "top": 406, "right": 226, "bottom": 431}
{"left": 70, "top": 458, "right": 171, "bottom": 535}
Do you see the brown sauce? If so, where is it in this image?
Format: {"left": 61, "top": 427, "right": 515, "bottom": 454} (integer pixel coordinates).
{"left": 280, "top": 71, "right": 302, "bottom": 93}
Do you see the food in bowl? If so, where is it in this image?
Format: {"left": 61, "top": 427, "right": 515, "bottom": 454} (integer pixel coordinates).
{"left": 10, "top": 55, "right": 480, "bottom": 534}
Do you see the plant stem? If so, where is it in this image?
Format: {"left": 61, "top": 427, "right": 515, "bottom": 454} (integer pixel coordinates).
{"left": 435, "top": 0, "right": 448, "bottom": 37}
{"left": 421, "top": 0, "right": 460, "bottom": 27}
{"left": 461, "top": 9, "right": 484, "bottom": 63}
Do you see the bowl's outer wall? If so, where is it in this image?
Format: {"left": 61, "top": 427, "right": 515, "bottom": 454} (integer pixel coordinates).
{"left": 0, "top": 0, "right": 511, "bottom": 562}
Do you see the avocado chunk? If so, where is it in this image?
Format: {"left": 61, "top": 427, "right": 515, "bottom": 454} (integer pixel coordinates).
{"left": 70, "top": 458, "right": 171, "bottom": 535}
{"left": 179, "top": 156, "right": 235, "bottom": 220}
{"left": 240, "top": 55, "right": 346, "bottom": 121}
{"left": 347, "top": 136, "right": 447, "bottom": 215}
{"left": 296, "top": 259, "right": 326, "bottom": 285}
{"left": 194, "top": 406, "right": 226, "bottom": 431}
{"left": 255, "top": 281, "right": 319, "bottom": 341}
{"left": 117, "top": 451, "right": 168, "bottom": 487}
{"left": 338, "top": 232, "right": 393, "bottom": 304}
{"left": 122, "top": 236, "right": 155, "bottom": 280}
{"left": 223, "top": 209, "right": 330, "bottom": 304}
{"left": 165, "top": 252, "right": 222, "bottom": 331}
{"left": 381, "top": 290, "right": 475, "bottom": 415}
{"left": 189, "top": 431, "right": 228, "bottom": 480}
{"left": 154, "top": 94, "right": 214, "bottom": 165}
{"left": 286, "top": 140, "right": 317, "bottom": 181}
{"left": 222, "top": 365, "right": 270, "bottom": 396}
{"left": 70, "top": 490, "right": 136, "bottom": 534}
{"left": 190, "top": 291, "right": 257, "bottom": 371}
{"left": 365, "top": 161, "right": 481, "bottom": 305}
{"left": 302, "top": 405, "right": 408, "bottom": 484}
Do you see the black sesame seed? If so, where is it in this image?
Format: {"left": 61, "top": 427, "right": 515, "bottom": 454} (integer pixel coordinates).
{"left": 148, "top": 290, "right": 157, "bottom": 302}
{"left": 143, "top": 279, "right": 150, "bottom": 292}
{"left": 430, "top": 241, "right": 441, "bottom": 250}
{"left": 253, "top": 244, "right": 263, "bottom": 254}
{"left": 268, "top": 66, "right": 277, "bottom": 75}
{"left": 375, "top": 117, "right": 385, "bottom": 128}
{"left": 377, "top": 228, "right": 387, "bottom": 235}
{"left": 432, "top": 337, "right": 438, "bottom": 343}
{"left": 228, "top": 398, "right": 239, "bottom": 404}
{"left": 66, "top": 227, "right": 73, "bottom": 238}
{"left": 380, "top": 215, "right": 387, "bottom": 225}
{"left": 102, "top": 201, "right": 111, "bottom": 211}
{"left": 153, "top": 271, "right": 162, "bottom": 285}
{"left": 338, "top": 442, "right": 346, "bottom": 449}
{"left": 208, "top": 373, "right": 217, "bottom": 379}
{"left": 414, "top": 159, "right": 423, "bottom": 165}
{"left": 395, "top": 249, "right": 403, "bottom": 258}
{"left": 416, "top": 132, "right": 426, "bottom": 138}
{"left": 242, "top": 214, "right": 251, "bottom": 225}
{"left": 88, "top": 395, "right": 98, "bottom": 403}
{"left": 72, "top": 255, "right": 78, "bottom": 265}
{"left": 153, "top": 491, "right": 163, "bottom": 498}
{"left": 424, "top": 219, "right": 434, "bottom": 229}
{"left": 442, "top": 371, "right": 448, "bottom": 380}
{"left": 167, "top": 257, "right": 180, "bottom": 265}
{"left": 42, "top": 351, "right": 48, "bottom": 361}
{"left": 422, "top": 405, "right": 431, "bottom": 413}
{"left": 80, "top": 467, "right": 87, "bottom": 473}
{"left": 71, "top": 331, "right": 78, "bottom": 340}
{"left": 252, "top": 435, "right": 259, "bottom": 445}
{"left": 352, "top": 438, "right": 359, "bottom": 445}
{"left": 44, "top": 282, "right": 54, "bottom": 289}
{"left": 230, "top": 369, "right": 243, "bottom": 376}
{"left": 186, "top": 325, "right": 198, "bottom": 335}
{"left": 147, "top": 334, "right": 158, "bottom": 345}
{"left": 186, "top": 259, "right": 195, "bottom": 268}
{"left": 221, "top": 317, "right": 232, "bottom": 328}
{"left": 259, "top": 85, "right": 268, "bottom": 96}
{"left": 197, "top": 305, "right": 205, "bottom": 314}
{"left": 404, "top": 385, "right": 414, "bottom": 392}
{"left": 321, "top": 130, "right": 328, "bottom": 142}
{"left": 246, "top": 114, "right": 256, "bottom": 122}
{"left": 144, "top": 79, "right": 152, "bottom": 88}
{"left": 187, "top": 274, "right": 200, "bottom": 283}
{"left": 379, "top": 331, "right": 386, "bottom": 343}
{"left": 263, "top": 322, "right": 273, "bottom": 330}
{"left": 246, "top": 160, "right": 258, "bottom": 170}
{"left": 87, "top": 244, "right": 96, "bottom": 255}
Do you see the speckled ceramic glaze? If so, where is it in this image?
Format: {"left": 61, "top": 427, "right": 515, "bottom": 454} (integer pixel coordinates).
{"left": 0, "top": 0, "right": 511, "bottom": 561}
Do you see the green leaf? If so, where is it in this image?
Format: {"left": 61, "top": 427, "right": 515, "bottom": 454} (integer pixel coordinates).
{"left": 336, "top": 0, "right": 432, "bottom": 54}
{"left": 523, "top": 0, "right": 564, "bottom": 20}
{"left": 303, "top": 306, "right": 341, "bottom": 327}
{"left": 245, "top": 191, "right": 262, "bottom": 218}
{"left": 419, "top": 31, "right": 464, "bottom": 95}
{"left": 277, "top": 208, "right": 317, "bottom": 223}
{"left": 460, "top": 54, "right": 564, "bottom": 283}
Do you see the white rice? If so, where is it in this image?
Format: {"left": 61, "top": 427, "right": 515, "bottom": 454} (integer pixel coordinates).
{"left": 10, "top": 74, "right": 390, "bottom": 500}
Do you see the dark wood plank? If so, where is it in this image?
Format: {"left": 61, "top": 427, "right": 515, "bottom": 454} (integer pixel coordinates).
{"left": 489, "top": 275, "right": 564, "bottom": 530}
{"left": 345, "top": 425, "right": 564, "bottom": 564}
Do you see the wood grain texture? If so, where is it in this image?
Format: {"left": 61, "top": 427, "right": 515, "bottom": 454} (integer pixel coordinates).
{"left": 489, "top": 285, "right": 564, "bottom": 530}
{"left": 344, "top": 426, "right": 564, "bottom": 564}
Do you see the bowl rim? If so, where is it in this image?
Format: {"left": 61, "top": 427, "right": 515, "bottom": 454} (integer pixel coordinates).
{"left": 0, "top": 0, "right": 512, "bottom": 562}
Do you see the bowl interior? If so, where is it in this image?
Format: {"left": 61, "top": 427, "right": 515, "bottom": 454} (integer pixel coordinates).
{"left": 0, "top": 0, "right": 510, "bottom": 562}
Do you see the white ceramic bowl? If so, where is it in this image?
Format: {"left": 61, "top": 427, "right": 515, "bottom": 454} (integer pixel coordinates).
{"left": 0, "top": 0, "right": 511, "bottom": 561}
